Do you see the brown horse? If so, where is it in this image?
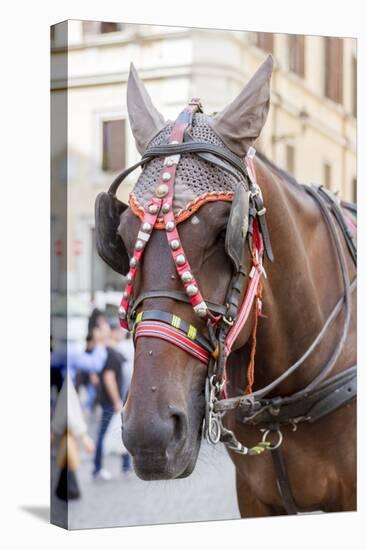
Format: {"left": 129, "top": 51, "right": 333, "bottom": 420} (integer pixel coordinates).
{"left": 97, "top": 57, "right": 356, "bottom": 516}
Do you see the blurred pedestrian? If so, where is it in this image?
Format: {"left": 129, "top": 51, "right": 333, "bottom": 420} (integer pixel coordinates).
{"left": 108, "top": 319, "right": 133, "bottom": 472}
{"left": 90, "top": 311, "right": 125, "bottom": 480}
{"left": 51, "top": 374, "right": 95, "bottom": 501}
{"left": 108, "top": 320, "right": 134, "bottom": 402}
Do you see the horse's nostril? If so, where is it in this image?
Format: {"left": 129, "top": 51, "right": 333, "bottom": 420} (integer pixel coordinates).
{"left": 170, "top": 410, "right": 188, "bottom": 447}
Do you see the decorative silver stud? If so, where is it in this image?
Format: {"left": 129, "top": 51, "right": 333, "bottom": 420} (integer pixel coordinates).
{"left": 162, "top": 203, "right": 170, "bottom": 213}
{"left": 181, "top": 271, "right": 193, "bottom": 283}
{"left": 130, "top": 257, "right": 137, "bottom": 268}
{"left": 176, "top": 254, "right": 186, "bottom": 266}
{"left": 135, "top": 240, "right": 144, "bottom": 251}
{"left": 170, "top": 239, "right": 180, "bottom": 250}
{"left": 164, "top": 154, "right": 180, "bottom": 166}
{"left": 126, "top": 272, "right": 133, "bottom": 283}
{"left": 162, "top": 172, "right": 171, "bottom": 181}
{"left": 165, "top": 221, "right": 175, "bottom": 232}
{"left": 148, "top": 204, "right": 159, "bottom": 214}
{"left": 142, "top": 222, "right": 152, "bottom": 233}
{"left": 155, "top": 183, "right": 169, "bottom": 198}
{"left": 123, "top": 291, "right": 128, "bottom": 299}
{"left": 118, "top": 306, "right": 126, "bottom": 320}
{"left": 195, "top": 305, "right": 208, "bottom": 318}
{"left": 186, "top": 284, "right": 198, "bottom": 297}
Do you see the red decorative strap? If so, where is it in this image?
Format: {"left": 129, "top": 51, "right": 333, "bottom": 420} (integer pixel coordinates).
{"left": 118, "top": 198, "right": 162, "bottom": 329}
{"left": 118, "top": 100, "right": 208, "bottom": 329}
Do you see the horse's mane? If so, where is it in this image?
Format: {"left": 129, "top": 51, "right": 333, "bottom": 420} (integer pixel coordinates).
{"left": 256, "top": 149, "right": 357, "bottom": 214}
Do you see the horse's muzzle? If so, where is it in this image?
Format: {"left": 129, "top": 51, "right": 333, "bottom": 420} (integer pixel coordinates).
{"left": 122, "top": 405, "right": 192, "bottom": 479}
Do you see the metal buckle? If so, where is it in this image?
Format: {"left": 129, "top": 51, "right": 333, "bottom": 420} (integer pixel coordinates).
{"left": 222, "top": 315, "right": 234, "bottom": 327}
{"left": 247, "top": 146, "right": 256, "bottom": 160}
{"left": 250, "top": 182, "right": 263, "bottom": 201}
{"left": 188, "top": 98, "right": 203, "bottom": 111}
{"left": 204, "top": 375, "right": 224, "bottom": 445}
{"left": 256, "top": 206, "right": 267, "bottom": 216}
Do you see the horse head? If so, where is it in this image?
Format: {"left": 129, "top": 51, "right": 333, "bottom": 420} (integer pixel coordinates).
{"left": 95, "top": 56, "right": 273, "bottom": 480}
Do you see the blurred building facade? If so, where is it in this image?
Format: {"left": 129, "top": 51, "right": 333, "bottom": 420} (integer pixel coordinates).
{"left": 51, "top": 20, "right": 356, "bottom": 320}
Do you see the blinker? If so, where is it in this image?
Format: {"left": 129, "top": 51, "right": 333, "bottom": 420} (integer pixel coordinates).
{"left": 225, "top": 183, "right": 250, "bottom": 272}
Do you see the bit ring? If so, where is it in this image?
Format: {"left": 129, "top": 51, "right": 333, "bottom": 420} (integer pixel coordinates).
{"left": 261, "top": 429, "right": 283, "bottom": 450}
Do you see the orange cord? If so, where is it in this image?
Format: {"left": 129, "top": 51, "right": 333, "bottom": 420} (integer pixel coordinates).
{"left": 244, "top": 280, "right": 263, "bottom": 395}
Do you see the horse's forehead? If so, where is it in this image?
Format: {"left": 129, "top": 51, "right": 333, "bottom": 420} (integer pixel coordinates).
{"left": 130, "top": 113, "right": 242, "bottom": 218}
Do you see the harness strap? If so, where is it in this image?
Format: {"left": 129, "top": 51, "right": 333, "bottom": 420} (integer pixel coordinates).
{"left": 142, "top": 141, "right": 248, "bottom": 178}
{"left": 108, "top": 133, "right": 251, "bottom": 197}
{"left": 306, "top": 368, "right": 357, "bottom": 423}
{"left": 246, "top": 149, "right": 274, "bottom": 261}
{"left": 317, "top": 185, "right": 357, "bottom": 265}
{"left": 130, "top": 290, "right": 227, "bottom": 318}
{"left": 230, "top": 365, "right": 357, "bottom": 426}
{"left": 270, "top": 445, "right": 298, "bottom": 515}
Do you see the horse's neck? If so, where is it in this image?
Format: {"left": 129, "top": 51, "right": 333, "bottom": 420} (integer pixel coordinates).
{"left": 242, "top": 159, "right": 348, "bottom": 395}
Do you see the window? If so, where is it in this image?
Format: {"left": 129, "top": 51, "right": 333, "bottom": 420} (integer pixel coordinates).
{"left": 83, "top": 21, "right": 123, "bottom": 36}
{"left": 256, "top": 33, "right": 274, "bottom": 53}
{"left": 82, "top": 21, "right": 101, "bottom": 35}
{"left": 288, "top": 35, "right": 305, "bottom": 77}
{"left": 50, "top": 26, "right": 55, "bottom": 46}
{"left": 286, "top": 145, "right": 295, "bottom": 174}
{"left": 324, "top": 37, "right": 343, "bottom": 104}
{"left": 102, "top": 119, "right": 126, "bottom": 172}
{"left": 352, "top": 178, "right": 357, "bottom": 202}
{"left": 323, "top": 163, "right": 332, "bottom": 188}
{"left": 100, "top": 22, "right": 122, "bottom": 33}
{"left": 352, "top": 55, "right": 357, "bottom": 117}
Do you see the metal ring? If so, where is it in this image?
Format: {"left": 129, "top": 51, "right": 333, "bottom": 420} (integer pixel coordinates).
{"left": 207, "top": 415, "right": 221, "bottom": 444}
{"left": 222, "top": 315, "right": 234, "bottom": 326}
{"left": 261, "top": 429, "right": 283, "bottom": 450}
{"left": 210, "top": 374, "right": 224, "bottom": 393}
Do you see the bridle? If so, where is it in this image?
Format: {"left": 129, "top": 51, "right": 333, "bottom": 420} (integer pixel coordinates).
{"left": 107, "top": 98, "right": 272, "bottom": 439}
{"left": 101, "top": 99, "right": 357, "bottom": 513}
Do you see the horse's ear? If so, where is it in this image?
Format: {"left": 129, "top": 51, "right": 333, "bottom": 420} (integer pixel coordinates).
{"left": 127, "top": 63, "right": 166, "bottom": 154}
{"left": 209, "top": 55, "right": 273, "bottom": 157}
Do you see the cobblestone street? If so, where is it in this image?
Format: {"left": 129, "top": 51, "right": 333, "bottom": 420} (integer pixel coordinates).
{"left": 51, "top": 413, "right": 240, "bottom": 530}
